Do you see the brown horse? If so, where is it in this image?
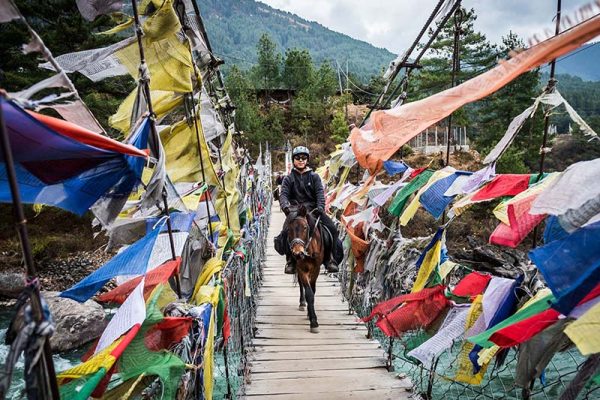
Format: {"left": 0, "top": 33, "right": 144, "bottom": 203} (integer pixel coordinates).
{"left": 287, "top": 205, "right": 325, "bottom": 333}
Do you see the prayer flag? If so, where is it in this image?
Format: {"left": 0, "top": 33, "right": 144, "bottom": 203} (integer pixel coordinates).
{"left": 529, "top": 221, "right": 600, "bottom": 314}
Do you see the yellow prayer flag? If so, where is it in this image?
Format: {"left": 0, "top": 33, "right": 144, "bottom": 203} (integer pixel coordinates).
{"left": 160, "top": 117, "right": 221, "bottom": 185}
{"left": 110, "top": 89, "right": 183, "bottom": 134}
{"left": 564, "top": 301, "right": 600, "bottom": 356}
{"left": 411, "top": 233, "right": 444, "bottom": 293}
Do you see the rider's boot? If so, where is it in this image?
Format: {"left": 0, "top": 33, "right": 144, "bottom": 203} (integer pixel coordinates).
{"left": 325, "top": 261, "right": 339, "bottom": 273}
{"left": 284, "top": 255, "right": 296, "bottom": 274}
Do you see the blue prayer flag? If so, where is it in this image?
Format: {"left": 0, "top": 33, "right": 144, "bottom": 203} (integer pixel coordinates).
{"left": 60, "top": 225, "right": 162, "bottom": 302}
{"left": 383, "top": 160, "right": 409, "bottom": 176}
{"left": 529, "top": 221, "right": 600, "bottom": 314}
{"left": 0, "top": 98, "right": 150, "bottom": 215}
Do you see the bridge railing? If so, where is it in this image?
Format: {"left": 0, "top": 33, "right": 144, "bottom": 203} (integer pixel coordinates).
{"left": 209, "top": 152, "right": 273, "bottom": 399}
{"left": 336, "top": 229, "right": 599, "bottom": 400}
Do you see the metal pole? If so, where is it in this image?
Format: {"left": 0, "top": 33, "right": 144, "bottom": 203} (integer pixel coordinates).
{"left": 216, "top": 139, "right": 232, "bottom": 230}
{"left": 361, "top": 0, "right": 450, "bottom": 125}
{"left": 345, "top": 60, "right": 349, "bottom": 120}
{"left": 130, "top": 0, "right": 181, "bottom": 297}
{"left": 533, "top": 0, "right": 561, "bottom": 249}
{"left": 538, "top": 0, "right": 561, "bottom": 178}
{"left": 0, "top": 96, "right": 60, "bottom": 400}
{"left": 380, "top": 0, "right": 461, "bottom": 110}
{"left": 184, "top": 34, "right": 216, "bottom": 240}
{"left": 222, "top": 345, "right": 233, "bottom": 399}
{"left": 189, "top": 102, "right": 215, "bottom": 240}
{"left": 387, "top": 337, "right": 395, "bottom": 372}
{"left": 445, "top": 6, "right": 463, "bottom": 167}
{"left": 186, "top": 2, "right": 234, "bottom": 233}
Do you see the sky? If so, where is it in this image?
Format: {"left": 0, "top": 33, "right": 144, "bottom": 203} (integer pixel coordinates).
{"left": 259, "top": 0, "right": 597, "bottom": 54}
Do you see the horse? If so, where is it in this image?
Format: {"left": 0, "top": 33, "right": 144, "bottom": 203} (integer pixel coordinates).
{"left": 286, "top": 205, "right": 327, "bottom": 333}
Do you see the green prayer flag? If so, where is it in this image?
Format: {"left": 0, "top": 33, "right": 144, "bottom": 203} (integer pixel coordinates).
{"left": 468, "top": 293, "right": 554, "bottom": 348}
{"left": 388, "top": 170, "right": 435, "bottom": 217}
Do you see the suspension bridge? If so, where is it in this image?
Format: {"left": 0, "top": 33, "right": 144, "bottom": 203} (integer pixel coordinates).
{"left": 243, "top": 208, "right": 412, "bottom": 399}
{"left": 1, "top": 0, "right": 599, "bottom": 398}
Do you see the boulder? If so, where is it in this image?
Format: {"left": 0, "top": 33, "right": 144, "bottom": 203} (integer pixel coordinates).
{"left": 43, "top": 291, "right": 106, "bottom": 352}
{"left": 0, "top": 272, "right": 26, "bottom": 298}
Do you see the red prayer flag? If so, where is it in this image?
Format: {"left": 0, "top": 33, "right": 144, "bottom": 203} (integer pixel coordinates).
{"left": 452, "top": 272, "right": 492, "bottom": 298}
{"left": 362, "top": 285, "right": 449, "bottom": 337}
{"left": 471, "top": 175, "right": 531, "bottom": 202}
{"left": 97, "top": 258, "right": 181, "bottom": 304}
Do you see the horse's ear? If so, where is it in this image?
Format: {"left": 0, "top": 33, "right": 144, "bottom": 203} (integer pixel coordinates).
{"left": 299, "top": 205, "right": 307, "bottom": 216}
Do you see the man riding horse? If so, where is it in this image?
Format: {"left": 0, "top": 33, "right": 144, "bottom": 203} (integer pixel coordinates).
{"left": 279, "top": 146, "right": 344, "bottom": 274}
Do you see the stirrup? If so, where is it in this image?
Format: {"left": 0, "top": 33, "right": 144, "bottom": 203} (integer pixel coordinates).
{"left": 284, "top": 262, "right": 296, "bottom": 274}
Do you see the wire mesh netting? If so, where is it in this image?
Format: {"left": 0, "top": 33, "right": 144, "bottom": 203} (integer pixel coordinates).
{"left": 336, "top": 230, "right": 600, "bottom": 400}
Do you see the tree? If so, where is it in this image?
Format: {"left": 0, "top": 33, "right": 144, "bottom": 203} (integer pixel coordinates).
{"left": 0, "top": 1, "right": 134, "bottom": 135}
{"left": 330, "top": 111, "right": 349, "bottom": 144}
{"left": 310, "top": 62, "right": 338, "bottom": 100}
{"left": 254, "top": 33, "right": 281, "bottom": 89}
{"left": 409, "top": 7, "right": 497, "bottom": 129}
{"left": 281, "top": 48, "right": 313, "bottom": 91}
{"left": 474, "top": 32, "right": 543, "bottom": 172}
{"left": 226, "top": 65, "right": 253, "bottom": 103}
{"left": 412, "top": 8, "right": 498, "bottom": 100}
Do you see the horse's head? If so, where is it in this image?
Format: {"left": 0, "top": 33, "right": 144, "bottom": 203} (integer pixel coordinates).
{"left": 287, "top": 205, "right": 311, "bottom": 259}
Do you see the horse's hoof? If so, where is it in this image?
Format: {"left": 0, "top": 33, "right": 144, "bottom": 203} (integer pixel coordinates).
{"left": 298, "top": 305, "right": 306, "bottom": 311}
{"left": 310, "top": 326, "right": 320, "bottom": 334}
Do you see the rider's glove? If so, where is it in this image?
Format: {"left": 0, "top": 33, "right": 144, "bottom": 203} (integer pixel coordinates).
{"left": 316, "top": 207, "right": 324, "bottom": 216}
{"left": 283, "top": 206, "right": 290, "bottom": 215}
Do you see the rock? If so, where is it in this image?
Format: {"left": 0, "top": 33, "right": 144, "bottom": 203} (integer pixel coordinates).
{"left": 0, "top": 272, "right": 26, "bottom": 298}
{"left": 43, "top": 291, "right": 106, "bottom": 352}
{"left": 454, "top": 236, "right": 531, "bottom": 279}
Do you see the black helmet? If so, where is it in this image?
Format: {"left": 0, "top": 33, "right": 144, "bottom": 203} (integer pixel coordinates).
{"left": 292, "top": 146, "right": 310, "bottom": 158}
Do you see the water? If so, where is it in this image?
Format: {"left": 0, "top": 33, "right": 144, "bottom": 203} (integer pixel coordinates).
{"left": 0, "top": 310, "right": 84, "bottom": 399}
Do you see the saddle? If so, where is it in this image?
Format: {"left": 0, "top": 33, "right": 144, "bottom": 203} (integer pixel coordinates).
{"left": 320, "top": 223, "right": 333, "bottom": 263}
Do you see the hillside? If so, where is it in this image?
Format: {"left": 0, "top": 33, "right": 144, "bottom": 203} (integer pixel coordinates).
{"left": 198, "top": 0, "right": 600, "bottom": 83}
{"left": 545, "top": 43, "right": 600, "bottom": 82}
{"left": 197, "top": 0, "right": 395, "bottom": 80}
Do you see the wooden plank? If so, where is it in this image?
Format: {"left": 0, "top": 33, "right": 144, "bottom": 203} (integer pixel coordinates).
{"left": 252, "top": 338, "right": 372, "bottom": 346}
{"left": 257, "top": 292, "right": 341, "bottom": 299}
{"left": 245, "top": 374, "right": 410, "bottom": 396}
{"left": 256, "top": 319, "right": 362, "bottom": 327}
{"left": 257, "top": 305, "right": 348, "bottom": 313}
{"left": 253, "top": 343, "right": 381, "bottom": 353}
{"left": 255, "top": 315, "right": 357, "bottom": 323}
{"left": 254, "top": 324, "right": 366, "bottom": 332}
{"left": 248, "top": 367, "right": 388, "bottom": 381}
{"left": 244, "top": 389, "right": 409, "bottom": 399}
{"left": 254, "top": 328, "right": 369, "bottom": 340}
{"left": 257, "top": 311, "right": 352, "bottom": 318}
{"left": 258, "top": 298, "right": 343, "bottom": 306}
{"left": 249, "top": 357, "right": 386, "bottom": 373}
{"left": 251, "top": 349, "right": 384, "bottom": 361}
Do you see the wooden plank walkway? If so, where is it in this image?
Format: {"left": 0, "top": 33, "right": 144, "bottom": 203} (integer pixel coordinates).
{"left": 244, "top": 208, "right": 412, "bottom": 399}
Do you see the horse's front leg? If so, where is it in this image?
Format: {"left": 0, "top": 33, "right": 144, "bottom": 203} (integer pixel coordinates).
{"left": 299, "top": 279, "right": 306, "bottom": 311}
{"left": 300, "top": 275, "right": 318, "bottom": 333}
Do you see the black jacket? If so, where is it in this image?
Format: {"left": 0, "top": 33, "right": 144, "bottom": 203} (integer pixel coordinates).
{"left": 279, "top": 168, "right": 325, "bottom": 212}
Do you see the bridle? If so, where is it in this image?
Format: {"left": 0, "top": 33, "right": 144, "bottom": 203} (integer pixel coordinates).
{"left": 289, "top": 213, "right": 321, "bottom": 257}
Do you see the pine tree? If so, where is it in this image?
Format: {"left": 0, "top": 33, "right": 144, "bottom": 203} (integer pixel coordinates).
{"left": 475, "top": 32, "right": 542, "bottom": 172}
{"left": 281, "top": 48, "right": 313, "bottom": 91}
{"left": 253, "top": 33, "right": 281, "bottom": 89}
{"left": 411, "top": 7, "right": 498, "bottom": 100}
